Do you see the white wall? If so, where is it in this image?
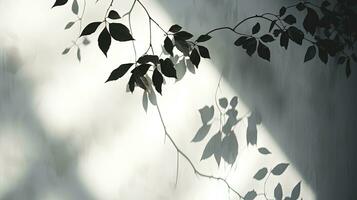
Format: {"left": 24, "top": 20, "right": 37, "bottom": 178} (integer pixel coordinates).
{"left": 0, "top": 0, "right": 354, "bottom": 199}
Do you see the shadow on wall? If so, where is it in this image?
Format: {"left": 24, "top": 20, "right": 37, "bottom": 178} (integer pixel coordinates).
{"left": 0, "top": 46, "right": 95, "bottom": 200}
{"left": 157, "top": 0, "right": 357, "bottom": 199}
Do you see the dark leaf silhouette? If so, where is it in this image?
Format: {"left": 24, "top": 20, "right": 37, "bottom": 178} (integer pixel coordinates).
{"left": 198, "top": 45, "right": 210, "bottom": 59}
{"left": 128, "top": 74, "right": 136, "bottom": 93}
{"left": 137, "top": 55, "right": 159, "bottom": 65}
{"left": 108, "top": 10, "right": 121, "bottom": 19}
{"left": 274, "top": 183, "right": 283, "bottom": 200}
{"left": 219, "top": 97, "right": 228, "bottom": 108}
{"left": 131, "top": 64, "right": 151, "bottom": 77}
{"left": 190, "top": 48, "right": 201, "bottom": 68}
{"left": 98, "top": 27, "right": 111, "bottom": 56}
{"left": 164, "top": 37, "right": 174, "bottom": 56}
{"left": 272, "top": 163, "right": 289, "bottom": 175}
{"left": 65, "top": 21, "right": 75, "bottom": 29}
{"left": 258, "top": 147, "right": 271, "bottom": 155}
{"left": 254, "top": 167, "right": 268, "bottom": 180}
{"left": 106, "top": 63, "right": 134, "bottom": 82}
{"left": 175, "top": 31, "right": 193, "bottom": 40}
{"left": 303, "top": 8, "right": 319, "bottom": 35}
{"left": 252, "top": 23, "right": 260, "bottom": 34}
{"left": 201, "top": 131, "right": 221, "bottom": 163}
{"left": 304, "top": 45, "right": 316, "bottom": 62}
{"left": 72, "top": 0, "right": 79, "bottom": 15}
{"left": 269, "top": 20, "right": 277, "bottom": 32}
{"left": 169, "top": 24, "right": 182, "bottom": 33}
{"left": 234, "top": 36, "right": 248, "bottom": 46}
{"left": 81, "top": 22, "right": 101, "bottom": 36}
{"left": 221, "top": 133, "right": 238, "bottom": 165}
{"left": 279, "top": 6, "right": 286, "bottom": 17}
{"left": 287, "top": 26, "right": 304, "bottom": 45}
{"left": 296, "top": 3, "right": 305, "bottom": 11}
{"left": 199, "top": 105, "right": 214, "bottom": 124}
{"left": 196, "top": 34, "right": 212, "bottom": 43}
{"left": 257, "top": 41, "right": 270, "bottom": 61}
{"left": 280, "top": 31, "right": 289, "bottom": 49}
{"left": 52, "top": 0, "right": 68, "bottom": 8}
{"left": 62, "top": 48, "right": 70, "bottom": 55}
{"left": 109, "top": 23, "right": 134, "bottom": 41}
{"left": 243, "top": 37, "right": 257, "bottom": 56}
{"left": 230, "top": 96, "right": 238, "bottom": 108}
{"left": 261, "top": 34, "right": 274, "bottom": 43}
{"left": 244, "top": 190, "right": 257, "bottom": 200}
{"left": 291, "top": 182, "right": 301, "bottom": 200}
{"left": 247, "top": 115, "right": 257, "bottom": 145}
{"left": 284, "top": 15, "right": 296, "bottom": 25}
{"left": 175, "top": 38, "right": 190, "bottom": 56}
{"left": 192, "top": 124, "right": 212, "bottom": 142}
{"left": 318, "top": 47, "right": 328, "bottom": 64}
{"left": 160, "top": 58, "right": 177, "bottom": 78}
{"left": 152, "top": 69, "right": 163, "bottom": 94}
{"left": 346, "top": 59, "right": 351, "bottom": 78}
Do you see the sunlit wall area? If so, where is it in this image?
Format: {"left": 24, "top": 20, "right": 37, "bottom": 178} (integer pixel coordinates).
{"left": 1, "top": 0, "right": 354, "bottom": 199}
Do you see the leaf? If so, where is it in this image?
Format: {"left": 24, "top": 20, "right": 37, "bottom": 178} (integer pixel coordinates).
{"left": 186, "top": 59, "right": 195, "bottom": 74}
{"left": 287, "top": 26, "right": 304, "bottom": 45}
{"left": 160, "top": 58, "right": 176, "bottom": 78}
{"left": 318, "top": 47, "right": 328, "bottom": 64}
{"left": 77, "top": 48, "right": 81, "bottom": 61}
{"left": 175, "top": 31, "right": 193, "bottom": 40}
{"left": 196, "top": 34, "right": 212, "bottom": 43}
{"left": 272, "top": 163, "right": 289, "bottom": 175}
{"left": 230, "top": 96, "right": 238, "bottom": 107}
{"left": 152, "top": 69, "right": 163, "bottom": 94}
{"left": 175, "top": 59, "right": 186, "bottom": 81}
{"left": 190, "top": 48, "right": 201, "bottom": 68}
{"left": 199, "top": 105, "right": 214, "bottom": 124}
{"left": 109, "top": 23, "right": 134, "bottom": 41}
{"left": 221, "top": 133, "right": 238, "bottom": 165}
{"left": 280, "top": 31, "right": 289, "bottom": 49}
{"left": 169, "top": 24, "right": 182, "bottom": 33}
{"left": 219, "top": 98, "right": 228, "bottom": 108}
{"left": 174, "top": 38, "right": 190, "bottom": 56}
{"left": 291, "top": 182, "right": 301, "bottom": 200}
{"left": 201, "top": 131, "right": 222, "bottom": 164}
{"left": 198, "top": 45, "right": 210, "bottom": 59}
{"left": 81, "top": 22, "right": 101, "bottom": 36}
{"left": 72, "top": 0, "right": 79, "bottom": 15}
{"left": 337, "top": 56, "right": 346, "bottom": 64}
{"left": 257, "top": 41, "right": 270, "bottom": 61}
{"left": 274, "top": 183, "right": 283, "bottom": 200}
{"left": 303, "top": 8, "right": 319, "bottom": 35}
{"left": 128, "top": 74, "right": 136, "bottom": 93}
{"left": 244, "top": 190, "right": 257, "bottom": 200}
{"left": 296, "top": 2, "right": 305, "bottom": 11}
{"left": 62, "top": 48, "right": 70, "bottom": 55}
{"left": 142, "top": 91, "right": 148, "bottom": 112}
{"left": 243, "top": 38, "right": 257, "bottom": 56}
{"left": 284, "top": 15, "right": 296, "bottom": 25}
{"left": 279, "top": 6, "right": 286, "bottom": 17}
{"left": 65, "top": 21, "right": 75, "bottom": 29}
{"left": 258, "top": 147, "right": 271, "bottom": 155}
{"left": 269, "top": 20, "right": 277, "bottom": 32}
{"left": 346, "top": 59, "right": 351, "bottom": 78}
{"left": 260, "top": 34, "right": 274, "bottom": 43}
{"left": 234, "top": 36, "right": 248, "bottom": 46}
{"left": 247, "top": 115, "right": 257, "bottom": 146}
{"left": 192, "top": 124, "right": 212, "bottom": 142}
{"left": 254, "top": 167, "right": 268, "bottom": 180}
{"left": 164, "top": 37, "right": 174, "bottom": 57}
{"left": 252, "top": 23, "right": 260, "bottom": 34}
{"left": 98, "top": 27, "right": 111, "bottom": 56}
{"left": 148, "top": 89, "right": 157, "bottom": 105}
{"left": 131, "top": 64, "right": 151, "bottom": 77}
{"left": 106, "top": 63, "right": 134, "bottom": 82}
{"left": 137, "top": 55, "right": 159, "bottom": 65}
{"left": 303, "top": 45, "right": 316, "bottom": 62}
{"left": 52, "top": 0, "right": 68, "bottom": 8}
{"left": 108, "top": 10, "right": 121, "bottom": 19}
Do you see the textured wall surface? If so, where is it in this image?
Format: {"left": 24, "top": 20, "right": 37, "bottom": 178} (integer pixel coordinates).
{"left": 0, "top": 0, "right": 355, "bottom": 199}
